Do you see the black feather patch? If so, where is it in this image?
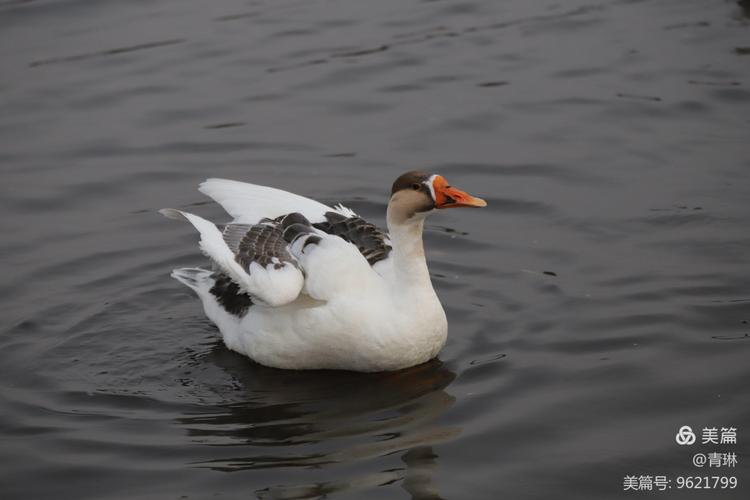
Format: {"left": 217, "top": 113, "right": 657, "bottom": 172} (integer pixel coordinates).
{"left": 209, "top": 272, "right": 253, "bottom": 316}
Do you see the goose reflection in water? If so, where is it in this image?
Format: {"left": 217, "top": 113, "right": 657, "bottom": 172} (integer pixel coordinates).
{"left": 175, "top": 344, "right": 459, "bottom": 499}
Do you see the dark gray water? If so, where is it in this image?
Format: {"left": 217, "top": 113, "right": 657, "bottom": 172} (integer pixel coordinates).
{"left": 2, "top": 0, "right": 749, "bottom": 498}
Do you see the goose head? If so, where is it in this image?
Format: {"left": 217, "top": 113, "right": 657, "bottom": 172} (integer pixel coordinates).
{"left": 387, "top": 170, "right": 487, "bottom": 225}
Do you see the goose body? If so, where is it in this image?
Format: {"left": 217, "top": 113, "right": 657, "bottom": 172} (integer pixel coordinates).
{"left": 162, "top": 171, "right": 486, "bottom": 372}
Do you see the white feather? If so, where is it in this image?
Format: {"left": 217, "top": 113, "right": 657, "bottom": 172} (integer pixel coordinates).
{"left": 245, "top": 261, "right": 304, "bottom": 307}
{"left": 289, "top": 233, "right": 378, "bottom": 301}
{"left": 332, "top": 203, "right": 357, "bottom": 218}
{"left": 199, "top": 178, "right": 333, "bottom": 224}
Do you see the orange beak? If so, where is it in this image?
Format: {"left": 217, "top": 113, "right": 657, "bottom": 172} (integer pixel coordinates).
{"left": 432, "top": 175, "right": 487, "bottom": 209}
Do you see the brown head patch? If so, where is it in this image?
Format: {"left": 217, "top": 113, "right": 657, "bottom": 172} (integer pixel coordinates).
{"left": 391, "top": 170, "right": 431, "bottom": 196}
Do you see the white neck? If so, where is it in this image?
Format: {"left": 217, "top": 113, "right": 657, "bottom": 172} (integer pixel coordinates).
{"left": 386, "top": 209, "right": 433, "bottom": 291}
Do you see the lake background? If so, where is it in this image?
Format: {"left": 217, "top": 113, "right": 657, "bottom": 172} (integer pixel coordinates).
{"left": 1, "top": 0, "right": 749, "bottom": 498}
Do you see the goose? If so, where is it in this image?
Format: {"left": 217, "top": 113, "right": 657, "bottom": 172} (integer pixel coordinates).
{"left": 161, "top": 171, "right": 486, "bottom": 372}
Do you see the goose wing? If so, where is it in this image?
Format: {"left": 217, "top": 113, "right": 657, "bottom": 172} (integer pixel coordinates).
{"left": 160, "top": 209, "right": 308, "bottom": 307}
{"left": 199, "top": 178, "right": 392, "bottom": 266}
{"left": 161, "top": 205, "right": 384, "bottom": 307}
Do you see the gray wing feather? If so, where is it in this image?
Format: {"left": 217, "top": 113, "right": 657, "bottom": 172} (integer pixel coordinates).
{"left": 227, "top": 223, "right": 297, "bottom": 270}
{"left": 221, "top": 212, "right": 324, "bottom": 272}
{"left": 222, "top": 223, "right": 254, "bottom": 253}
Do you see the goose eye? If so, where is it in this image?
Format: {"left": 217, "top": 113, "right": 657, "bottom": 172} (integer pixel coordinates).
{"left": 411, "top": 183, "right": 421, "bottom": 191}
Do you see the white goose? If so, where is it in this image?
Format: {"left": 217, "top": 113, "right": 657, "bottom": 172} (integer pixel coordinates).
{"left": 161, "top": 171, "right": 486, "bottom": 372}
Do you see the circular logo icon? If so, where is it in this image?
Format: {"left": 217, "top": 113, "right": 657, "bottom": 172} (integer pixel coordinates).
{"left": 675, "top": 425, "right": 696, "bottom": 445}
